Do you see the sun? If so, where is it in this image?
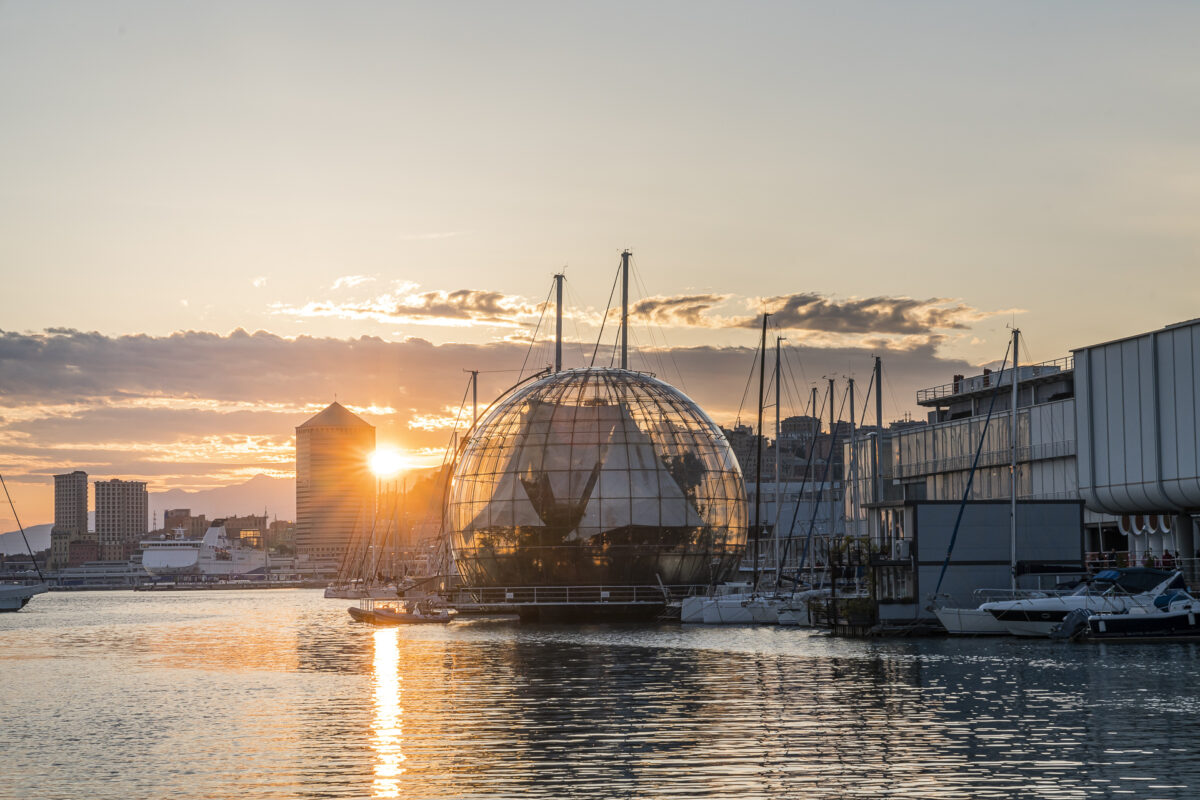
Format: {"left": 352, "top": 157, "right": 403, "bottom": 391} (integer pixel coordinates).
{"left": 368, "top": 446, "right": 409, "bottom": 478}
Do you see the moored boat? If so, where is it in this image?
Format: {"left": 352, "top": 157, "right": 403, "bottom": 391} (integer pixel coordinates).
{"left": 1086, "top": 588, "right": 1200, "bottom": 641}
{"left": 933, "top": 604, "right": 1011, "bottom": 636}
{"left": 0, "top": 473, "right": 48, "bottom": 611}
{"left": 348, "top": 597, "right": 455, "bottom": 625}
{"left": 0, "top": 582, "right": 48, "bottom": 612}
{"left": 981, "top": 568, "right": 1186, "bottom": 637}
{"left": 141, "top": 521, "right": 267, "bottom": 578}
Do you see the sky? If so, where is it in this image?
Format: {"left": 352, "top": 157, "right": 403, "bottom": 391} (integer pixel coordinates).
{"left": 3, "top": 2, "right": 1200, "bottom": 528}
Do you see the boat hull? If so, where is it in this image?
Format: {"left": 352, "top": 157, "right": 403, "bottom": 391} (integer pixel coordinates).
{"left": 934, "top": 606, "right": 1010, "bottom": 635}
{"left": 1088, "top": 608, "right": 1200, "bottom": 641}
{"left": 348, "top": 606, "right": 453, "bottom": 625}
{"left": 0, "top": 583, "right": 48, "bottom": 612}
{"left": 697, "top": 595, "right": 781, "bottom": 625}
{"left": 985, "top": 608, "right": 1071, "bottom": 637}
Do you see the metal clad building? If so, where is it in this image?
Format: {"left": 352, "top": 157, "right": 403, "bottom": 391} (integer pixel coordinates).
{"left": 1074, "top": 318, "right": 1200, "bottom": 515}
{"left": 909, "top": 500, "right": 1083, "bottom": 614}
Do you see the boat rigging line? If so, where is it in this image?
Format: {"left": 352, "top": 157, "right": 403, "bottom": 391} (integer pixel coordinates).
{"left": 589, "top": 255, "right": 624, "bottom": 368}
{"left": 771, "top": 382, "right": 828, "bottom": 590}
{"left": 930, "top": 337, "right": 1013, "bottom": 599}
{"left": 780, "top": 378, "right": 854, "bottom": 585}
{"left": 0, "top": 472, "right": 44, "bottom": 583}
{"left": 518, "top": 278, "right": 557, "bottom": 381}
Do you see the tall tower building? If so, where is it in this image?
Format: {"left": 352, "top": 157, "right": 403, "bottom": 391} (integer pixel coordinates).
{"left": 49, "top": 470, "right": 89, "bottom": 570}
{"left": 296, "top": 402, "right": 376, "bottom": 561}
{"left": 94, "top": 479, "right": 148, "bottom": 561}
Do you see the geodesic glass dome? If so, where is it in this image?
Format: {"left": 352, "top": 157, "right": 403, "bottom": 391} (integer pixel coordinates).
{"left": 448, "top": 368, "right": 747, "bottom": 588}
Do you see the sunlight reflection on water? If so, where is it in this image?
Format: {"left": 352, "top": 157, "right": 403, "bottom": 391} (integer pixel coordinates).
{"left": 372, "top": 628, "right": 404, "bottom": 798}
{"left": 3, "top": 590, "right": 1200, "bottom": 799}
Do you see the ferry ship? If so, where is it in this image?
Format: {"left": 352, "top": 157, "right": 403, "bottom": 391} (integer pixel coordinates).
{"left": 140, "top": 520, "right": 268, "bottom": 577}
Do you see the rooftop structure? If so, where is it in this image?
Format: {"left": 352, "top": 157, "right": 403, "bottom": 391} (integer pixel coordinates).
{"left": 916, "top": 357, "right": 1075, "bottom": 421}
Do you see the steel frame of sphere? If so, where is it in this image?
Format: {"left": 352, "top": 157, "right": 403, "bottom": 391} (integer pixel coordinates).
{"left": 448, "top": 367, "right": 748, "bottom": 621}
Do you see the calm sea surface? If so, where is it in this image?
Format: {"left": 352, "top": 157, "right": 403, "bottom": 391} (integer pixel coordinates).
{"left": 3, "top": 590, "right": 1200, "bottom": 799}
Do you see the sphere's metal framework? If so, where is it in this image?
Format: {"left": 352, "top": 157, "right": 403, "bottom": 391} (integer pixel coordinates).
{"left": 448, "top": 368, "right": 747, "bottom": 590}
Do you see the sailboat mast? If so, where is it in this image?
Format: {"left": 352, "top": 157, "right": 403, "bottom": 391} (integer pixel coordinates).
{"left": 828, "top": 378, "right": 836, "bottom": 549}
{"left": 849, "top": 377, "right": 858, "bottom": 541}
{"left": 554, "top": 272, "right": 564, "bottom": 372}
{"left": 808, "top": 385, "right": 818, "bottom": 585}
{"left": 620, "top": 250, "right": 630, "bottom": 370}
{"left": 774, "top": 336, "right": 783, "bottom": 585}
{"left": 753, "top": 314, "right": 768, "bottom": 592}
{"left": 874, "top": 356, "right": 883, "bottom": 545}
{"left": 1011, "top": 327, "right": 1020, "bottom": 591}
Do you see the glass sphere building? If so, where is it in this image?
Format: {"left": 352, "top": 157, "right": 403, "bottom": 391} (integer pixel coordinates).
{"left": 448, "top": 368, "right": 747, "bottom": 591}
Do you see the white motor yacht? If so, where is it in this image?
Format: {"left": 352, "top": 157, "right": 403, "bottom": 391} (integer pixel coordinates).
{"left": 934, "top": 604, "right": 1012, "bottom": 635}
{"left": 981, "top": 568, "right": 1186, "bottom": 637}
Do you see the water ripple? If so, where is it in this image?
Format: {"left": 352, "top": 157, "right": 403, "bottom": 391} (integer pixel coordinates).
{"left": 2, "top": 590, "right": 1199, "bottom": 799}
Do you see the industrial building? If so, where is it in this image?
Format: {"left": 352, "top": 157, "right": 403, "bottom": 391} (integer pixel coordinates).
{"left": 846, "top": 317, "right": 1200, "bottom": 625}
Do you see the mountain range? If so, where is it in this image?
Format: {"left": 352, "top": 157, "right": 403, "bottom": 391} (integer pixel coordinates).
{"left": 150, "top": 474, "right": 295, "bottom": 526}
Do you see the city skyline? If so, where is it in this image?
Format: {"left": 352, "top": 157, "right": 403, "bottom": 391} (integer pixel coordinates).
{"left": 5, "top": 3, "right": 1200, "bottom": 528}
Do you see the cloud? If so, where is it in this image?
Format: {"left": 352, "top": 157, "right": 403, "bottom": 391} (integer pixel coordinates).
{"left": 630, "top": 294, "right": 731, "bottom": 327}
{"left": 613, "top": 291, "right": 1015, "bottom": 346}
{"left": 742, "top": 293, "right": 1010, "bottom": 335}
{"left": 252, "top": 276, "right": 268, "bottom": 288}
{"left": 274, "top": 286, "right": 539, "bottom": 328}
{"left": 331, "top": 274, "right": 374, "bottom": 290}
{"left": 407, "top": 406, "right": 470, "bottom": 432}
{"left": 0, "top": 327, "right": 979, "bottom": 524}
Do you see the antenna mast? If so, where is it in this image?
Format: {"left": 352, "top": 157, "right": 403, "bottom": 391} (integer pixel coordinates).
{"left": 620, "top": 250, "right": 630, "bottom": 370}
{"left": 554, "top": 272, "right": 564, "bottom": 372}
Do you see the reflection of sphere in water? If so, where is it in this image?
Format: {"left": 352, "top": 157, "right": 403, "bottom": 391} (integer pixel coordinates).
{"left": 449, "top": 368, "right": 747, "bottom": 588}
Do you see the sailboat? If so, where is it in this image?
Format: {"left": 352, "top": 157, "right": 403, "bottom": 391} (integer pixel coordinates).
{"left": 0, "top": 473, "right": 49, "bottom": 612}
{"left": 687, "top": 315, "right": 789, "bottom": 625}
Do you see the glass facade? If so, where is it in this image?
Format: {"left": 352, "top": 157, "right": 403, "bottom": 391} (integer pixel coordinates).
{"left": 449, "top": 368, "right": 747, "bottom": 588}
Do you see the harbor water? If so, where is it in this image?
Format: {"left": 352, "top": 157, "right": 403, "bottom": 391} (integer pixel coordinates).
{"left": 3, "top": 590, "right": 1200, "bottom": 799}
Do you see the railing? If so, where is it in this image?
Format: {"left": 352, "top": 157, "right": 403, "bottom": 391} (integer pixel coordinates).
{"left": 446, "top": 584, "right": 709, "bottom": 607}
{"left": 1084, "top": 555, "right": 1200, "bottom": 586}
{"left": 931, "top": 587, "right": 1072, "bottom": 609}
{"left": 916, "top": 356, "right": 1074, "bottom": 404}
